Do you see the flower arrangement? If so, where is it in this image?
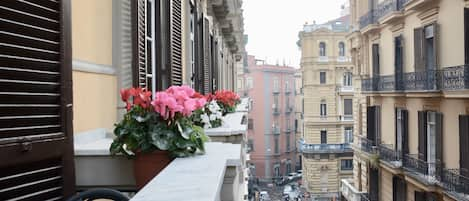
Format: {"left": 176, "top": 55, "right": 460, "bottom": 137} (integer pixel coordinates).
{"left": 192, "top": 100, "right": 224, "bottom": 129}
{"left": 207, "top": 90, "right": 241, "bottom": 115}
{"left": 110, "top": 86, "right": 209, "bottom": 157}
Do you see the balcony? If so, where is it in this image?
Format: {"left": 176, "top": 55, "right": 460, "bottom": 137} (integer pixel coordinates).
{"left": 273, "top": 127, "right": 280, "bottom": 135}
{"left": 285, "top": 106, "right": 293, "bottom": 114}
{"left": 285, "top": 90, "right": 291, "bottom": 95}
{"left": 284, "top": 128, "right": 292, "bottom": 133}
{"left": 441, "top": 169, "right": 469, "bottom": 198}
{"left": 340, "top": 115, "right": 353, "bottom": 122}
{"left": 273, "top": 108, "right": 280, "bottom": 115}
{"left": 359, "top": 0, "right": 408, "bottom": 30}
{"left": 378, "top": 144, "right": 402, "bottom": 168}
{"left": 360, "top": 193, "right": 379, "bottom": 201}
{"left": 340, "top": 179, "right": 368, "bottom": 201}
{"left": 317, "top": 56, "right": 329, "bottom": 62}
{"left": 74, "top": 111, "right": 249, "bottom": 201}
{"left": 403, "top": 154, "right": 443, "bottom": 184}
{"left": 299, "top": 140, "right": 352, "bottom": 154}
{"left": 337, "top": 56, "right": 351, "bottom": 63}
{"left": 340, "top": 85, "right": 354, "bottom": 93}
{"left": 361, "top": 65, "right": 469, "bottom": 93}
{"left": 273, "top": 89, "right": 280, "bottom": 94}
{"left": 358, "top": 136, "right": 377, "bottom": 154}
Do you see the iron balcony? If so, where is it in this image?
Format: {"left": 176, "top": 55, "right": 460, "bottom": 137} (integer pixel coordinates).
{"left": 300, "top": 141, "right": 352, "bottom": 154}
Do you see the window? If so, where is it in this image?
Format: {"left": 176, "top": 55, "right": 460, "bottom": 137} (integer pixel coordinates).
{"left": 320, "top": 71, "right": 326, "bottom": 84}
{"left": 246, "top": 77, "right": 253, "bottom": 89}
{"left": 274, "top": 164, "right": 281, "bottom": 178}
{"left": 321, "top": 130, "right": 327, "bottom": 144}
{"left": 396, "top": 108, "right": 408, "bottom": 156}
{"left": 320, "top": 100, "right": 327, "bottom": 117}
{"left": 417, "top": 111, "right": 443, "bottom": 176}
{"left": 285, "top": 81, "right": 289, "bottom": 92}
{"left": 273, "top": 77, "right": 279, "bottom": 92}
{"left": 286, "top": 134, "right": 290, "bottom": 151}
{"left": 427, "top": 112, "right": 437, "bottom": 175}
{"left": 274, "top": 96, "right": 279, "bottom": 112}
{"left": 344, "top": 127, "right": 353, "bottom": 144}
{"left": 248, "top": 118, "right": 254, "bottom": 130}
{"left": 286, "top": 162, "right": 292, "bottom": 175}
{"left": 372, "top": 44, "right": 380, "bottom": 77}
{"left": 343, "top": 72, "right": 352, "bottom": 86}
{"left": 319, "top": 42, "right": 326, "bottom": 56}
{"left": 341, "top": 159, "right": 353, "bottom": 170}
{"left": 459, "top": 115, "right": 469, "bottom": 177}
{"left": 339, "top": 42, "right": 345, "bottom": 57}
{"left": 248, "top": 139, "right": 254, "bottom": 152}
{"left": 414, "top": 23, "right": 438, "bottom": 72}
{"left": 274, "top": 136, "right": 279, "bottom": 154}
{"left": 344, "top": 99, "right": 353, "bottom": 117}
{"left": 295, "top": 119, "right": 298, "bottom": 132}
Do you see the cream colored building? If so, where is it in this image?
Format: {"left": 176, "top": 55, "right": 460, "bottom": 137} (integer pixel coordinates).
{"left": 294, "top": 70, "right": 304, "bottom": 170}
{"left": 343, "top": 0, "right": 469, "bottom": 201}
{"left": 72, "top": 0, "right": 245, "bottom": 135}
{"left": 298, "top": 15, "right": 355, "bottom": 200}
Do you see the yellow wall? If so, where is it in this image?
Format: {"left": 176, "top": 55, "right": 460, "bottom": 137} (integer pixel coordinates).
{"left": 72, "top": 0, "right": 116, "bottom": 133}
{"left": 72, "top": 0, "right": 113, "bottom": 66}
{"left": 73, "top": 71, "right": 117, "bottom": 133}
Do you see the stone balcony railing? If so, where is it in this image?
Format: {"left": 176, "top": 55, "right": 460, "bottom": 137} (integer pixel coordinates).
{"left": 299, "top": 140, "right": 352, "bottom": 154}
{"left": 340, "top": 179, "right": 367, "bottom": 201}
{"left": 74, "top": 110, "right": 249, "bottom": 201}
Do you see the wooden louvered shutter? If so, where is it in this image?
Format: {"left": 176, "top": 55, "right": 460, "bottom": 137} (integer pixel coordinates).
{"left": 459, "top": 115, "right": 469, "bottom": 177}
{"left": 402, "top": 109, "right": 409, "bottom": 156}
{"left": 203, "top": 17, "right": 212, "bottom": 94}
{"left": 372, "top": 44, "right": 380, "bottom": 77}
{"left": 418, "top": 111, "right": 428, "bottom": 161}
{"left": 367, "top": 106, "right": 376, "bottom": 143}
{"left": 374, "top": 106, "right": 381, "bottom": 145}
{"left": 131, "top": 0, "right": 147, "bottom": 88}
{"left": 194, "top": 11, "right": 204, "bottom": 93}
{"left": 414, "top": 27, "right": 424, "bottom": 72}
{"left": 169, "top": 0, "right": 182, "bottom": 86}
{"left": 0, "top": 0, "right": 75, "bottom": 199}
{"left": 212, "top": 39, "right": 219, "bottom": 91}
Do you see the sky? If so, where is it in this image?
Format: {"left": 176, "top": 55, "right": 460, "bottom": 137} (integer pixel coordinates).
{"left": 242, "top": 0, "right": 347, "bottom": 68}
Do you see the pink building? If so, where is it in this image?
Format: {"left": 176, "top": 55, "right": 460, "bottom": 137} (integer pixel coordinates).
{"left": 244, "top": 55, "right": 297, "bottom": 182}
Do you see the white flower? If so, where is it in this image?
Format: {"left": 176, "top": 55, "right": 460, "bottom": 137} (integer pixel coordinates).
{"left": 200, "top": 113, "right": 212, "bottom": 129}
{"left": 208, "top": 100, "right": 221, "bottom": 113}
{"left": 209, "top": 114, "right": 217, "bottom": 121}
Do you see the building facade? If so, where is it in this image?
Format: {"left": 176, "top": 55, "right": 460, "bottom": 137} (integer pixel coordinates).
{"left": 245, "top": 55, "right": 297, "bottom": 182}
{"left": 0, "top": 0, "right": 245, "bottom": 199}
{"left": 343, "top": 0, "right": 469, "bottom": 201}
{"left": 294, "top": 69, "right": 304, "bottom": 171}
{"left": 298, "top": 16, "right": 355, "bottom": 200}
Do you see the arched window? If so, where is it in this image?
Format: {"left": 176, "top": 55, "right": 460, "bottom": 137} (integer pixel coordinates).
{"left": 319, "top": 42, "right": 326, "bottom": 56}
{"left": 320, "top": 99, "right": 327, "bottom": 117}
{"left": 339, "top": 42, "right": 345, "bottom": 57}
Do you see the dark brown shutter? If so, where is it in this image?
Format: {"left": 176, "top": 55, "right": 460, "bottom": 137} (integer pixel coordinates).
{"left": 194, "top": 9, "right": 203, "bottom": 93}
{"left": 203, "top": 17, "right": 211, "bottom": 94}
{"left": 414, "top": 27, "right": 424, "bottom": 72}
{"left": 375, "top": 106, "right": 381, "bottom": 145}
{"left": 169, "top": 0, "right": 182, "bottom": 86}
{"left": 131, "top": 0, "right": 147, "bottom": 88}
{"left": 212, "top": 39, "right": 219, "bottom": 91}
{"left": 418, "top": 111, "right": 428, "bottom": 161}
{"left": 0, "top": 0, "right": 75, "bottom": 199}
{"left": 459, "top": 115, "right": 469, "bottom": 177}
{"left": 372, "top": 44, "right": 380, "bottom": 77}
{"left": 402, "top": 109, "right": 409, "bottom": 156}
{"left": 431, "top": 23, "right": 439, "bottom": 70}
{"left": 367, "top": 106, "right": 376, "bottom": 143}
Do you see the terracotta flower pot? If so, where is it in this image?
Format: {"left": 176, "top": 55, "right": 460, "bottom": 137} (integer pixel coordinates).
{"left": 133, "top": 150, "right": 174, "bottom": 189}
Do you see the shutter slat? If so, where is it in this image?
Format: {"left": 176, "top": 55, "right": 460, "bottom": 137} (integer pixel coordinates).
{"left": 0, "top": 107, "right": 59, "bottom": 117}
{"left": 0, "top": 32, "right": 59, "bottom": 51}
{"left": 0, "top": 94, "right": 59, "bottom": 104}
{"left": 0, "top": 19, "right": 59, "bottom": 42}
{"left": 0, "top": 67, "right": 59, "bottom": 82}
{"left": 0, "top": 56, "right": 59, "bottom": 72}
{"left": 0, "top": 1, "right": 59, "bottom": 20}
{"left": 21, "top": 0, "right": 59, "bottom": 11}
{"left": 0, "top": 6, "right": 59, "bottom": 30}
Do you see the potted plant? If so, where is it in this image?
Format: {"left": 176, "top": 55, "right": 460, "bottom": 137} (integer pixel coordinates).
{"left": 192, "top": 99, "right": 224, "bottom": 129}
{"left": 207, "top": 90, "right": 241, "bottom": 115}
{"left": 110, "top": 86, "right": 209, "bottom": 188}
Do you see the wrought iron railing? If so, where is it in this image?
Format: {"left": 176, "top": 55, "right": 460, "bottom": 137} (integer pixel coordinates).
{"left": 360, "top": 193, "right": 378, "bottom": 201}
{"left": 441, "top": 168, "right": 469, "bottom": 196}
{"left": 273, "top": 108, "right": 280, "bottom": 115}
{"left": 359, "top": 0, "right": 409, "bottom": 29}
{"left": 299, "top": 141, "right": 352, "bottom": 153}
{"left": 403, "top": 154, "right": 443, "bottom": 180}
{"left": 378, "top": 144, "right": 401, "bottom": 163}
{"left": 361, "top": 65, "right": 469, "bottom": 92}
{"left": 359, "top": 136, "right": 377, "bottom": 154}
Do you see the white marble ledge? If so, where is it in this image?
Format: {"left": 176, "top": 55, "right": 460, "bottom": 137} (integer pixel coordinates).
{"left": 130, "top": 142, "right": 242, "bottom": 201}
{"left": 205, "top": 112, "right": 248, "bottom": 137}
{"left": 74, "top": 128, "right": 114, "bottom": 156}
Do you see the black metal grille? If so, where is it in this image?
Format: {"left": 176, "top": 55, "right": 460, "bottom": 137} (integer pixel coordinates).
{"left": 441, "top": 169, "right": 469, "bottom": 196}
{"left": 359, "top": 137, "right": 377, "bottom": 154}
{"left": 378, "top": 144, "right": 401, "bottom": 162}
{"left": 403, "top": 154, "right": 443, "bottom": 180}
{"left": 362, "top": 65, "right": 469, "bottom": 92}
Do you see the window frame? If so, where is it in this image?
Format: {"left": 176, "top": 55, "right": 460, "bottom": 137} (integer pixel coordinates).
{"left": 339, "top": 41, "right": 345, "bottom": 57}
{"left": 341, "top": 159, "right": 353, "bottom": 171}
{"left": 320, "top": 71, "right": 326, "bottom": 84}
{"left": 319, "top": 42, "right": 326, "bottom": 56}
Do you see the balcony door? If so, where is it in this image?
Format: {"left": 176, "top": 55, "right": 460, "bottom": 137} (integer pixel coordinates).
{"left": 0, "top": 0, "right": 75, "bottom": 199}
{"left": 395, "top": 108, "right": 409, "bottom": 159}
{"left": 394, "top": 36, "right": 403, "bottom": 90}
{"left": 459, "top": 115, "right": 469, "bottom": 177}
{"left": 367, "top": 106, "right": 381, "bottom": 145}
{"left": 418, "top": 111, "right": 443, "bottom": 176}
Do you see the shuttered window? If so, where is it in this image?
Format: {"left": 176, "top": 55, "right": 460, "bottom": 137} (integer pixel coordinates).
{"left": 392, "top": 176, "right": 406, "bottom": 201}
{"left": 321, "top": 131, "right": 327, "bottom": 144}
{"left": 202, "top": 17, "right": 211, "bottom": 93}
{"left": 367, "top": 106, "right": 381, "bottom": 145}
{"left": 459, "top": 115, "right": 469, "bottom": 177}
{"left": 132, "top": 0, "right": 148, "bottom": 88}
{"left": 418, "top": 111, "right": 428, "bottom": 161}
{"left": 0, "top": 0, "right": 74, "bottom": 199}
{"left": 395, "top": 108, "right": 409, "bottom": 157}
{"left": 169, "top": 0, "right": 182, "bottom": 86}
{"left": 372, "top": 43, "right": 380, "bottom": 77}
{"left": 414, "top": 23, "right": 439, "bottom": 72}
